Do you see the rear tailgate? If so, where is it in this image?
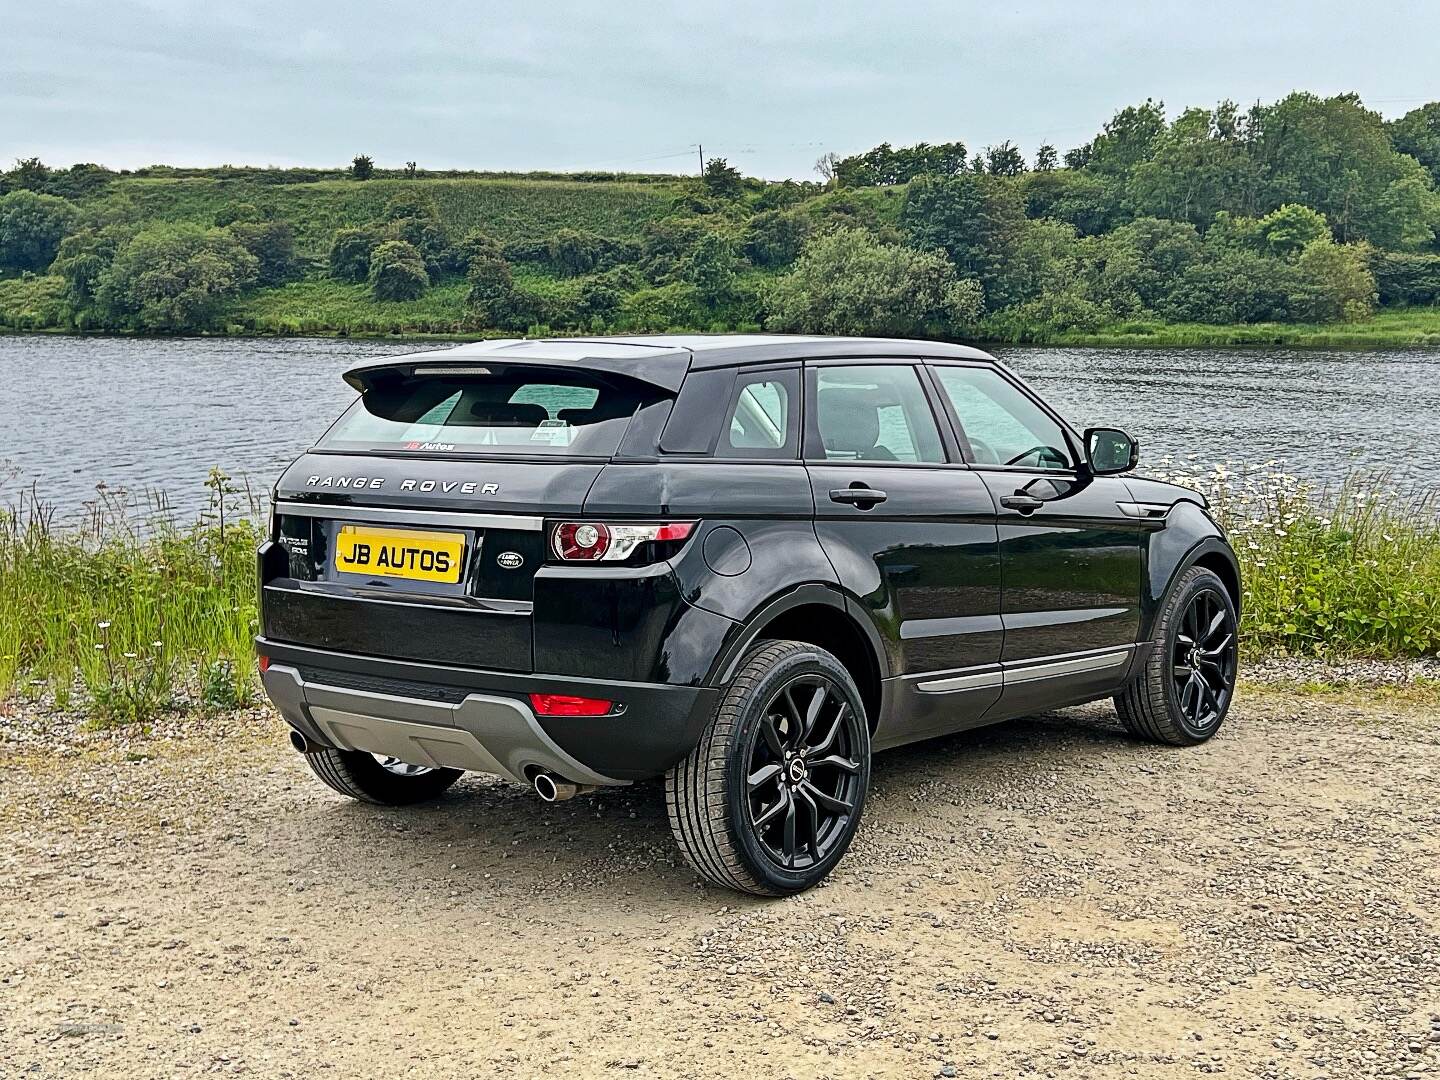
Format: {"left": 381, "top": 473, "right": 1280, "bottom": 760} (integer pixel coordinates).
{"left": 261, "top": 454, "right": 603, "bottom": 671}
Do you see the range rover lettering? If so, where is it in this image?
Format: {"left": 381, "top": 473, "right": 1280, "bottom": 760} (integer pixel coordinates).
{"left": 256, "top": 335, "right": 1240, "bottom": 895}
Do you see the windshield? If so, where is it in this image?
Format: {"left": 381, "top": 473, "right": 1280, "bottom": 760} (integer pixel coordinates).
{"left": 318, "top": 369, "right": 654, "bottom": 456}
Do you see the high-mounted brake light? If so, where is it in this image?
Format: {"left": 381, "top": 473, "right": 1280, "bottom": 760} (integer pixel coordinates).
{"left": 550, "top": 521, "right": 695, "bottom": 562}
{"left": 529, "top": 693, "right": 615, "bottom": 716}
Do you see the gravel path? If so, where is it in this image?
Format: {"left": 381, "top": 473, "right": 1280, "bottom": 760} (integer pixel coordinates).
{"left": 2, "top": 689, "right": 1438, "bottom": 1079}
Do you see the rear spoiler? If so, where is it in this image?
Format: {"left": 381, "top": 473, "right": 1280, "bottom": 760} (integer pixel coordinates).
{"left": 342, "top": 340, "right": 694, "bottom": 394}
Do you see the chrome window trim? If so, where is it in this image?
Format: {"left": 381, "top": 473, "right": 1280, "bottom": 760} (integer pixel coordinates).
{"left": 274, "top": 500, "right": 545, "bottom": 532}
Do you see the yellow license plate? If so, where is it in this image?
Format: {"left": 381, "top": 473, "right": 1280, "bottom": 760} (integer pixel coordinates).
{"left": 333, "top": 524, "right": 465, "bottom": 583}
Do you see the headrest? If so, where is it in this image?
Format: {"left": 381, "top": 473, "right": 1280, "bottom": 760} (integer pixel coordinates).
{"left": 818, "top": 387, "right": 880, "bottom": 454}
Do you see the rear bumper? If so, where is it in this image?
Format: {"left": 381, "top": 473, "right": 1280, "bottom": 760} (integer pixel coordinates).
{"left": 256, "top": 638, "right": 718, "bottom": 784}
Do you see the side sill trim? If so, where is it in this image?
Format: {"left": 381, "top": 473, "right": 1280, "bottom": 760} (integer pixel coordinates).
{"left": 1003, "top": 647, "right": 1131, "bottom": 685}
{"left": 274, "top": 500, "right": 545, "bottom": 532}
{"left": 916, "top": 645, "right": 1133, "bottom": 693}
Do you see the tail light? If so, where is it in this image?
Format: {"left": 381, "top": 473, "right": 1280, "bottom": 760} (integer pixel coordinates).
{"left": 550, "top": 521, "right": 695, "bottom": 563}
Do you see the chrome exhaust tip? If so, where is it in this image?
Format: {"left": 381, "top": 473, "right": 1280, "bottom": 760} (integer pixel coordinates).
{"left": 532, "top": 772, "right": 594, "bottom": 802}
{"left": 289, "top": 730, "right": 317, "bottom": 754}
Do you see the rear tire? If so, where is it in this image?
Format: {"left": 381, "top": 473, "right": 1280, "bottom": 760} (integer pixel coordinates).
{"left": 666, "top": 640, "right": 871, "bottom": 896}
{"left": 304, "top": 748, "right": 463, "bottom": 805}
{"left": 1115, "top": 566, "right": 1238, "bottom": 746}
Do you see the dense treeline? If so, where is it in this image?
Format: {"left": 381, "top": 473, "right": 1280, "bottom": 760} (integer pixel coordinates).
{"left": 1, "top": 91, "right": 1438, "bottom": 340}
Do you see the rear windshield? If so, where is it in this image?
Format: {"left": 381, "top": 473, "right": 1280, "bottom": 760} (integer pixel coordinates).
{"left": 318, "top": 369, "right": 653, "bottom": 456}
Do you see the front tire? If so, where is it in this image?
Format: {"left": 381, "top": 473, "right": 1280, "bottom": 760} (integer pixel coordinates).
{"left": 1116, "top": 566, "right": 1239, "bottom": 746}
{"left": 304, "top": 748, "right": 463, "bottom": 805}
{"left": 666, "top": 640, "right": 871, "bottom": 896}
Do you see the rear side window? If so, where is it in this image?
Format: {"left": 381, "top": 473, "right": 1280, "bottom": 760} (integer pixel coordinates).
{"left": 719, "top": 371, "right": 799, "bottom": 458}
{"left": 813, "top": 365, "right": 945, "bottom": 463}
{"left": 318, "top": 369, "right": 655, "bottom": 456}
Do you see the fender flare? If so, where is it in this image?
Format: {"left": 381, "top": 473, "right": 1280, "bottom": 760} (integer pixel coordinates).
{"left": 706, "top": 583, "right": 892, "bottom": 687}
{"left": 1143, "top": 533, "right": 1242, "bottom": 643}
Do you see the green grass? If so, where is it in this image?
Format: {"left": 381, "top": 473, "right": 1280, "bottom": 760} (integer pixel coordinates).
{"left": 102, "top": 176, "right": 681, "bottom": 258}
{"left": 0, "top": 473, "right": 262, "bottom": 725}
{"left": 0, "top": 274, "right": 68, "bottom": 331}
{"left": 1149, "top": 464, "right": 1440, "bottom": 657}
{"left": 2, "top": 466, "right": 1436, "bottom": 727}
{"left": 229, "top": 278, "right": 485, "bottom": 337}
{"left": 1044, "top": 306, "right": 1440, "bottom": 348}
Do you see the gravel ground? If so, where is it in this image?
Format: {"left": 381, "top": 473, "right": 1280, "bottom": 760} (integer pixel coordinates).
{"left": 2, "top": 686, "right": 1438, "bottom": 1079}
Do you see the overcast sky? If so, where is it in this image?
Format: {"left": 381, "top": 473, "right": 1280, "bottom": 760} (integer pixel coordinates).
{"left": 4, "top": 0, "right": 1438, "bottom": 180}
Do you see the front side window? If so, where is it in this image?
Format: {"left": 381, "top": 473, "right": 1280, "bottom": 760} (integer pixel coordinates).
{"left": 813, "top": 365, "right": 945, "bottom": 463}
{"left": 318, "top": 369, "right": 653, "bottom": 456}
{"left": 932, "top": 366, "right": 1074, "bottom": 470}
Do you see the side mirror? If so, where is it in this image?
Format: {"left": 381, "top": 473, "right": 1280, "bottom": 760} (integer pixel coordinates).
{"left": 1085, "top": 427, "right": 1139, "bottom": 475}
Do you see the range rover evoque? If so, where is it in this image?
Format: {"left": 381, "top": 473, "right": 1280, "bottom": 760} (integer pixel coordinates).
{"left": 257, "top": 335, "right": 1240, "bottom": 895}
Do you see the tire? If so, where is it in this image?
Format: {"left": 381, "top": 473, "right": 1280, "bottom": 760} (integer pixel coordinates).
{"left": 304, "top": 748, "right": 464, "bottom": 806}
{"left": 665, "top": 640, "right": 871, "bottom": 896}
{"left": 1116, "top": 565, "right": 1239, "bottom": 746}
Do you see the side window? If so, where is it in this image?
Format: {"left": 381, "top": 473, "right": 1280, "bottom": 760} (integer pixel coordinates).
{"left": 717, "top": 369, "right": 799, "bottom": 458}
{"left": 813, "top": 365, "right": 945, "bottom": 463}
{"left": 932, "top": 366, "right": 1074, "bottom": 470}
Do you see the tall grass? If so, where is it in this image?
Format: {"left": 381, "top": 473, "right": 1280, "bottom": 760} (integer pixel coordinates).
{"left": 1148, "top": 459, "right": 1440, "bottom": 657}
{"left": 0, "top": 470, "right": 262, "bottom": 724}
{"left": 2, "top": 465, "right": 1436, "bottom": 727}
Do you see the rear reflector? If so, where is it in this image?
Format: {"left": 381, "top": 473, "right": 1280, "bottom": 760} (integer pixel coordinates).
{"left": 258, "top": 655, "right": 271, "bottom": 674}
{"left": 528, "top": 693, "right": 615, "bottom": 717}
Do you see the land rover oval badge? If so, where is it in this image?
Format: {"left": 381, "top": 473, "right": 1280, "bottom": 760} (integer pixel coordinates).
{"left": 496, "top": 551, "right": 524, "bottom": 569}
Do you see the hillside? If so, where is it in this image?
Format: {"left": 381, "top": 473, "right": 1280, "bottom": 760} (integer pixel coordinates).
{"left": 1, "top": 90, "right": 1439, "bottom": 343}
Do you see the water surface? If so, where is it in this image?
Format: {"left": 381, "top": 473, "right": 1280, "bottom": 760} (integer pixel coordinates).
{"left": 2, "top": 335, "right": 1436, "bottom": 521}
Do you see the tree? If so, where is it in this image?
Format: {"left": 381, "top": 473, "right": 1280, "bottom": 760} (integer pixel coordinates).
{"left": 1125, "top": 104, "right": 1259, "bottom": 226}
{"left": 1389, "top": 102, "right": 1440, "bottom": 186}
{"left": 702, "top": 158, "right": 744, "bottom": 198}
{"left": 985, "top": 141, "right": 1026, "bottom": 177}
{"left": 3, "top": 157, "right": 51, "bottom": 192}
{"left": 1256, "top": 204, "right": 1329, "bottom": 257}
{"left": 1250, "top": 92, "right": 1440, "bottom": 247}
{"left": 465, "top": 254, "right": 516, "bottom": 323}
{"left": 95, "top": 223, "right": 259, "bottom": 331}
{"left": 900, "top": 172, "right": 1028, "bottom": 309}
{"left": 1289, "top": 238, "right": 1377, "bottom": 321}
{"left": 814, "top": 152, "right": 840, "bottom": 187}
{"left": 367, "top": 240, "right": 428, "bottom": 301}
{"left": 227, "top": 220, "right": 299, "bottom": 286}
{"left": 0, "top": 190, "right": 79, "bottom": 272}
{"left": 681, "top": 231, "right": 742, "bottom": 304}
{"left": 1087, "top": 99, "right": 1167, "bottom": 174}
{"left": 404, "top": 161, "right": 418, "bottom": 178}
{"left": 1034, "top": 144, "right": 1058, "bottom": 172}
{"left": 350, "top": 154, "right": 375, "bottom": 180}
{"left": 328, "top": 227, "right": 380, "bottom": 282}
{"left": 545, "top": 228, "right": 605, "bottom": 276}
{"left": 832, "top": 141, "right": 967, "bottom": 187}
{"left": 766, "top": 228, "right": 983, "bottom": 336}
{"left": 51, "top": 224, "right": 132, "bottom": 308}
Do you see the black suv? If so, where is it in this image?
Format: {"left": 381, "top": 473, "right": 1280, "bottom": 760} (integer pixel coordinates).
{"left": 257, "top": 335, "right": 1239, "bottom": 895}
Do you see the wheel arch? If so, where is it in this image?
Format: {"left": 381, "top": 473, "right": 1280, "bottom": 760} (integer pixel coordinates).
{"left": 708, "top": 584, "right": 889, "bottom": 733}
{"left": 1143, "top": 526, "right": 1243, "bottom": 643}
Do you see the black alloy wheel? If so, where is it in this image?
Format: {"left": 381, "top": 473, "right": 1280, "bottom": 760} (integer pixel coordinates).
{"left": 745, "top": 674, "right": 864, "bottom": 872}
{"left": 666, "top": 639, "right": 872, "bottom": 896}
{"left": 1171, "top": 587, "right": 1237, "bottom": 732}
{"left": 1116, "top": 565, "right": 1240, "bottom": 746}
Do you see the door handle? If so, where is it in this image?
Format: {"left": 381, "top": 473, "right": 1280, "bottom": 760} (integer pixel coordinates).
{"left": 829, "top": 486, "right": 888, "bottom": 508}
{"left": 1000, "top": 493, "right": 1044, "bottom": 514}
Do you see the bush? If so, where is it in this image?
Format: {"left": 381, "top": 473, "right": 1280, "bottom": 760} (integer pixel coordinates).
{"left": 766, "top": 227, "right": 983, "bottom": 336}
{"left": 367, "top": 240, "right": 428, "bottom": 301}
{"left": 0, "top": 190, "right": 79, "bottom": 273}
{"left": 465, "top": 254, "right": 515, "bottom": 323}
{"left": 95, "top": 223, "right": 259, "bottom": 331}
{"left": 545, "top": 228, "right": 605, "bottom": 276}
{"left": 227, "top": 220, "right": 299, "bottom": 286}
{"left": 743, "top": 209, "right": 811, "bottom": 268}
{"left": 1372, "top": 251, "right": 1440, "bottom": 305}
{"left": 329, "top": 227, "right": 380, "bottom": 283}
{"left": 681, "top": 231, "right": 742, "bottom": 304}
{"left": 1289, "top": 238, "right": 1377, "bottom": 322}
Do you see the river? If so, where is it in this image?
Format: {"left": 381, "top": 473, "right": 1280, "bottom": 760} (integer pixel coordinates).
{"left": 3, "top": 334, "right": 1437, "bottom": 522}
